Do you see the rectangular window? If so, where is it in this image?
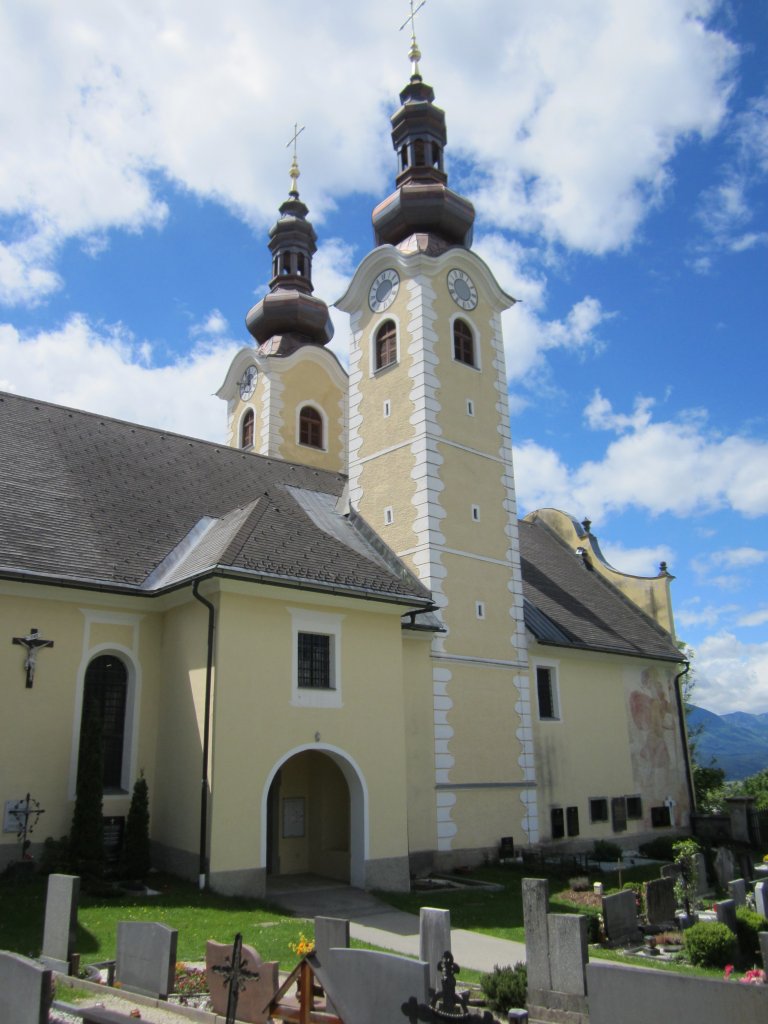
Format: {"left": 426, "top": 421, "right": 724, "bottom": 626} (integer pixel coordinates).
{"left": 551, "top": 807, "right": 565, "bottom": 840}
{"left": 536, "top": 665, "right": 559, "bottom": 720}
{"left": 297, "top": 632, "right": 332, "bottom": 690}
{"left": 471, "top": 504, "right": 480, "bottom": 521}
{"left": 384, "top": 506, "right": 394, "bottom": 525}
{"left": 476, "top": 602, "right": 485, "bottom": 619}
{"left": 467, "top": 399, "right": 475, "bottom": 416}
{"left": 611, "top": 796, "right": 628, "bottom": 833}
{"left": 383, "top": 400, "right": 391, "bottom": 418}
{"left": 626, "top": 796, "right": 643, "bottom": 820}
{"left": 590, "top": 798, "right": 609, "bottom": 823}
{"left": 651, "top": 805, "right": 672, "bottom": 828}
{"left": 566, "top": 806, "right": 580, "bottom": 837}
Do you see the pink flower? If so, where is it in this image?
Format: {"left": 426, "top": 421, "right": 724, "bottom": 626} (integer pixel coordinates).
{"left": 740, "top": 968, "right": 766, "bottom": 985}
{"left": 724, "top": 964, "right": 734, "bottom": 980}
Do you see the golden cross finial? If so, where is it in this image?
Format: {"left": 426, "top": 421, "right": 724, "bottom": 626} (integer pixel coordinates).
{"left": 399, "top": 0, "right": 426, "bottom": 77}
{"left": 286, "top": 122, "right": 305, "bottom": 196}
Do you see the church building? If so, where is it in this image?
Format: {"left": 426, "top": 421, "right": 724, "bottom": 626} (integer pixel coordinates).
{"left": 0, "top": 39, "right": 692, "bottom": 895}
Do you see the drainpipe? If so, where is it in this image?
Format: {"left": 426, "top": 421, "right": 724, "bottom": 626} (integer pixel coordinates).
{"left": 673, "top": 660, "right": 696, "bottom": 816}
{"left": 192, "top": 579, "right": 215, "bottom": 890}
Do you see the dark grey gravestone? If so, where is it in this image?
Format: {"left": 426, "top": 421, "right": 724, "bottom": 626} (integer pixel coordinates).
{"left": 41, "top": 873, "right": 79, "bottom": 972}
{"left": 548, "top": 914, "right": 587, "bottom": 996}
{"left": 314, "top": 917, "right": 350, "bottom": 1019}
{"left": 714, "top": 846, "right": 736, "bottom": 889}
{"left": 316, "top": 947, "right": 429, "bottom": 1024}
{"left": 601, "top": 890, "right": 641, "bottom": 943}
{"left": 760, "top": 931, "right": 768, "bottom": 972}
{"left": 0, "top": 951, "right": 52, "bottom": 1024}
{"left": 115, "top": 920, "right": 177, "bottom": 997}
{"left": 755, "top": 881, "right": 768, "bottom": 919}
{"left": 715, "top": 898, "right": 737, "bottom": 934}
{"left": 695, "top": 851, "right": 710, "bottom": 895}
{"left": 523, "top": 878, "right": 551, "bottom": 994}
{"left": 728, "top": 878, "right": 746, "bottom": 906}
{"left": 419, "top": 906, "right": 451, "bottom": 992}
{"left": 660, "top": 863, "right": 680, "bottom": 881}
{"left": 645, "top": 877, "right": 677, "bottom": 926}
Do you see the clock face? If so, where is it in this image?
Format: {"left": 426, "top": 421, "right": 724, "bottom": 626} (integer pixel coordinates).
{"left": 368, "top": 269, "right": 400, "bottom": 313}
{"left": 239, "top": 365, "right": 257, "bottom": 400}
{"left": 447, "top": 269, "right": 478, "bottom": 310}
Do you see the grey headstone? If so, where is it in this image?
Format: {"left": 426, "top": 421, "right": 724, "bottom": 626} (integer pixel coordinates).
{"left": 755, "top": 880, "right": 768, "bottom": 919}
{"left": 695, "top": 851, "right": 709, "bottom": 894}
{"left": 760, "top": 931, "right": 768, "bottom": 972}
{"left": 41, "top": 873, "right": 79, "bottom": 972}
{"left": 713, "top": 846, "right": 736, "bottom": 889}
{"left": 317, "top": 948, "right": 429, "bottom": 1024}
{"left": 645, "top": 877, "right": 677, "bottom": 926}
{"left": 727, "top": 878, "right": 746, "bottom": 906}
{"left": 314, "top": 917, "right": 350, "bottom": 1018}
{"left": 602, "top": 890, "right": 641, "bottom": 943}
{"left": 115, "top": 920, "right": 177, "bottom": 997}
{"left": 548, "top": 914, "right": 587, "bottom": 996}
{"left": 523, "top": 878, "right": 551, "bottom": 993}
{"left": 0, "top": 951, "right": 52, "bottom": 1024}
{"left": 715, "top": 898, "right": 737, "bottom": 934}
{"left": 205, "top": 939, "right": 277, "bottom": 1023}
{"left": 660, "top": 863, "right": 680, "bottom": 880}
{"left": 420, "top": 907, "right": 452, "bottom": 992}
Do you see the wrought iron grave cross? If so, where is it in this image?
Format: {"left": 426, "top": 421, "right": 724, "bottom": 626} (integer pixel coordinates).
{"left": 212, "top": 932, "right": 260, "bottom": 1024}
{"left": 12, "top": 628, "right": 54, "bottom": 688}
{"left": 9, "top": 793, "right": 45, "bottom": 858}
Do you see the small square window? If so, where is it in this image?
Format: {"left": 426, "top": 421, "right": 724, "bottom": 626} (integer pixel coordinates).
{"left": 590, "top": 798, "right": 609, "bottom": 823}
{"left": 566, "top": 805, "right": 580, "bottom": 837}
{"left": 551, "top": 807, "right": 565, "bottom": 840}
{"left": 536, "top": 665, "right": 559, "bottom": 720}
{"left": 626, "top": 796, "right": 643, "bottom": 820}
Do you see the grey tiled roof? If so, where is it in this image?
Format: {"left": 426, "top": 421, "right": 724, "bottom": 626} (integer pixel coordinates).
{"left": 519, "top": 519, "right": 681, "bottom": 662}
{"left": 0, "top": 391, "right": 432, "bottom": 606}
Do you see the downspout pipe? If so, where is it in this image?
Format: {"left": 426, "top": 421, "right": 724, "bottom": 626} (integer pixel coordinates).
{"left": 673, "top": 660, "right": 696, "bottom": 816}
{"left": 192, "top": 579, "right": 215, "bottom": 890}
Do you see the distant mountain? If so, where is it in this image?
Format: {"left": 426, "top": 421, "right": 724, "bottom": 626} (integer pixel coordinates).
{"left": 687, "top": 705, "right": 768, "bottom": 781}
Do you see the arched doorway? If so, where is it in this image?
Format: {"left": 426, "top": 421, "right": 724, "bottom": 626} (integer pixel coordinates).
{"left": 263, "top": 747, "right": 367, "bottom": 887}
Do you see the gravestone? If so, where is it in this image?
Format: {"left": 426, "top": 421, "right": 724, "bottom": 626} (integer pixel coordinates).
{"left": 523, "top": 878, "right": 551, "bottom": 993}
{"left": 115, "top": 920, "right": 177, "bottom": 998}
{"left": 314, "top": 917, "right": 349, "bottom": 1018}
{"left": 713, "top": 846, "right": 736, "bottom": 890}
{"left": 419, "top": 906, "right": 451, "bottom": 992}
{"left": 727, "top": 878, "right": 746, "bottom": 906}
{"left": 40, "top": 873, "right": 79, "bottom": 972}
{"left": 660, "top": 863, "right": 680, "bottom": 881}
{"left": 206, "top": 939, "right": 277, "bottom": 1024}
{"left": 601, "top": 890, "right": 641, "bottom": 944}
{"left": 760, "top": 931, "right": 768, "bottom": 972}
{"left": 548, "top": 914, "right": 588, "bottom": 996}
{"left": 715, "top": 898, "right": 737, "bottom": 934}
{"left": 695, "top": 851, "right": 710, "bottom": 895}
{"left": 317, "top": 947, "right": 429, "bottom": 1024}
{"left": 644, "top": 877, "right": 677, "bottom": 926}
{"left": 0, "top": 951, "right": 52, "bottom": 1024}
{"left": 755, "top": 880, "right": 768, "bottom": 919}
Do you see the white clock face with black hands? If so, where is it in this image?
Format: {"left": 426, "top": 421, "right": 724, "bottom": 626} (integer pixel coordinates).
{"left": 239, "top": 365, "right": 257, "bottom": 400}
{"left": 447, "top": 268, "right": 478, "bottom": 310}
{"left": 369, "top": 269, "right": 400, "bottom": 312}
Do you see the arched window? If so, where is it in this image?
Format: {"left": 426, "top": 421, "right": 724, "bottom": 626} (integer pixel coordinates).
{"left": 80, "top": 655, "right": 128, "bottom": 790}
{"left": 374, "top": 320, "right": 397, "bottom": 371}
{"left": 299, "top": 406, "right": 323, "bottom": 449}
{"left": 241, "top": 408, "right": 255, "bottom": 449}
{"left": 453, "top": 319, "right": 475, "bottom": 367}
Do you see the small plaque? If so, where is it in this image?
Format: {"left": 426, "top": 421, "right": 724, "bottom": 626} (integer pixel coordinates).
{"left": 282, "top": 797, "right": 305, "bottom": 838}
{"left": 3, "top": 798, "right": 26, "bottom": 834}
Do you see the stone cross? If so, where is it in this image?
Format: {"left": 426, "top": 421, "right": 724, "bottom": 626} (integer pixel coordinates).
{"left": 212, "top": 933, "right": 260, "bottom": 1024}
{"left": 12, "top": 628, "right": 54, "bottom": 688}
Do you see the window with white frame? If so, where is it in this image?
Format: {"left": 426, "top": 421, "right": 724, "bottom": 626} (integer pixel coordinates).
{"left": 535, "top": 663, "right": 560, "bottom": 720}
{"left": 289, "top": 608, "right": 343, "bottom": 708}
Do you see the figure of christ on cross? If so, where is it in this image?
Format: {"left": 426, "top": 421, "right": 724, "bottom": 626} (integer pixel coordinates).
{"left": 12, "top": 628, "right": 54, "bottom": 688}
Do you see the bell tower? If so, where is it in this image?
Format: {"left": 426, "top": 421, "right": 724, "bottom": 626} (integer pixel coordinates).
{"left": 336, "top": 25, "right": 538, "bottom": 867}
{"left": 218, "top": 137, "right": 347, "bottom": 473}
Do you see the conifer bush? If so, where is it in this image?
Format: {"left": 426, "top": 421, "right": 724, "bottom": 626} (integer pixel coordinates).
{"left": 120, "top": 772, "right": 151, "bottom": 882}
{"left": 69, "top": 707, "right": 105, "bottom": 880}
{"left": 480, "top": 962, "right": 527, "bottom": 1013}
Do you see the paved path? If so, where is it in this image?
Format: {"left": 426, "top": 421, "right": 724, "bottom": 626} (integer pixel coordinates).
{"left": 266, "top": 876, "right": 528, "bottom": 974}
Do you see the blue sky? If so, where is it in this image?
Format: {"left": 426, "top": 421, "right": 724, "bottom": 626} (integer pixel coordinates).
{"left": 1, "top": 0, "right": 766, "bottom": 715}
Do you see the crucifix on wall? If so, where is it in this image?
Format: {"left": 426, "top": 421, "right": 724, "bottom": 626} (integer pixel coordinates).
{"left": 12, "top": 628, "right": 54, "bottom": 688}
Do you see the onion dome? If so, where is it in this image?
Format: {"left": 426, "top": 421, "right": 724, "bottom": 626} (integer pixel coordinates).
{"left": 372, "top": 30, "right": 474, "bottom": 251}
{"left": 246, "top": 149, "right": 334, "bottom": 355}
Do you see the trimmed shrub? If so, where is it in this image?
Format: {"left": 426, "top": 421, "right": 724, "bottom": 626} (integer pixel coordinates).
{"left": 591, "top": 840, "right": 623, "bottom": 863}
{"left": 120, "top": 772, "right": 151, "bottom": 881}
{"left": 683, "top": 921, "right": 736, "bottom": 967}
{"left": 69, "top": 706, "right": 104, "bottom": 880}
{"left": 735, "top": 907, "right": 768, "bottom": 956}
{"left": 480, "top": 963, "right": 527, "bottom": 1013}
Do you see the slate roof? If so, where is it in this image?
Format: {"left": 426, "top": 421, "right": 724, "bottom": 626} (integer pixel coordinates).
{"left": 0, "top": 391, "right": 432, "bottom": 607}
{"left": 519, "top": 518, "right": 681, "bottom": 662}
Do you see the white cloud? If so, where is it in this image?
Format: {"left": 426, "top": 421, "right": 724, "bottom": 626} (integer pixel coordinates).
{"left": 676, "top": 602, "right": 739, "bottom": 630}
{"left": 695, "top": 631, "right": 768, "bottom": 714}
{"left": 738, "top": 608, "right": 768, "bottom": 628}
{"left": 0, "top": 317, "right": 238, "bottom": 440}
{"left": 598, "top": 540, "right": 675, "bottom": 578}
{"left": 0, "top": 1, "right": 739, "bottom": 303}
{"left": 514, "top": 392, "right": 768, "bottom": 519}
{"left": 710, "top": 547, "right": 768, "bottom": 569}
